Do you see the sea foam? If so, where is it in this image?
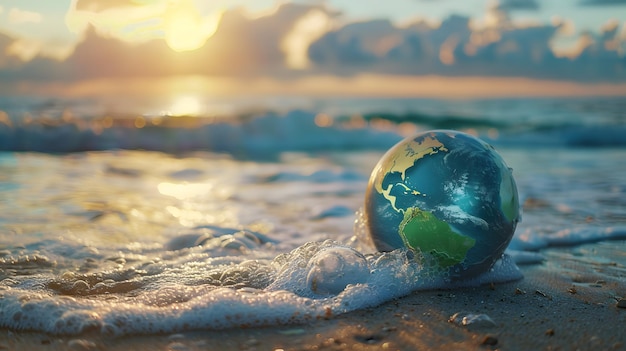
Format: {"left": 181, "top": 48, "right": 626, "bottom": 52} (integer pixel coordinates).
{"left": 0, "top": 236, "right": 522, "bottom": 336}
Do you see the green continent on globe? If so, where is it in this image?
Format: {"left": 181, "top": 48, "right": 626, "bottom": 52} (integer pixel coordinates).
{"left": 398, "top": 207, "right": 476, "bottom": 268}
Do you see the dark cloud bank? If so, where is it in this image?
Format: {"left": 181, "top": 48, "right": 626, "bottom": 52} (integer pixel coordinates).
{"left": 0, "top": 2, "right": 624, "bottom": 84}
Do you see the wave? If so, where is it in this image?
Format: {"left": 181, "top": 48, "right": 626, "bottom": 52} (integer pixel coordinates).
{"left": 0, "top": 109, "right": 624, "bottom": 156}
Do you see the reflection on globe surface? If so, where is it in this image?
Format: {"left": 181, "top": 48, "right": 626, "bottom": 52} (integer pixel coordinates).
{"left": 365, "top": 130, "right": 520, "bottom": 279}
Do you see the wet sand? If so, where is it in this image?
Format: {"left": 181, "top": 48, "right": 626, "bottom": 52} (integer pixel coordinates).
{"left": 2, "top": 242, "right": 625, "bottom": 351}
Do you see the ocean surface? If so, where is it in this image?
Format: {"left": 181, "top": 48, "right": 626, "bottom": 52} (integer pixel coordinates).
{"left": 0, "top": 96, "right": 625, "bottom": 335}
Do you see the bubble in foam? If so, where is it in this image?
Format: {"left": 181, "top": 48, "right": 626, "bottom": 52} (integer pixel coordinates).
{"left": 306, "top": 246, "right": 369, "bottom": 295}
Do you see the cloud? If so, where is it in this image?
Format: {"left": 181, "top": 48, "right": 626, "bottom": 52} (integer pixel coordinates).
{"left": 0, "top": 32, "right": 19, "bottom": 68}
{"left": 8, "top": 8, "right": 43, "bottom": 24}
{"left": 0, "top": 1, "right": 624, "bottom": 87}
{"left": 282, "top": 9, "right": 334, "bottom": 69}
{"left": 65, "top": 0, "right": 169, "bottom": 43}
{"left": 307, "top": 9, "right": 625, "bottom": 82}
{"left": 73, "top": 0, "right": 146, "bottom": 12}
{"left": 309, "top": 19, "right": 399, "bottom": 67}
{"left": 497, "top": 0, "right": 540, "bottom": 11}
{"left": 0, "top": 32, "right": 67, "bottom": 86}
{"left": 418, "top": 0, "right": 540, "bottom": 8}
{"left": 580, "top": 0, "right": 626, "bottom": 5}
{"left": 2, "top": 3, "right": 334, "bottom": 82}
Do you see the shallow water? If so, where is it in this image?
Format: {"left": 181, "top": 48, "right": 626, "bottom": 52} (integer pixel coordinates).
{"left": 0, "top": 145, "right": 624, "bottom": 335}
{"left": 0, "top": 97, "right": 625, "bottom": 335}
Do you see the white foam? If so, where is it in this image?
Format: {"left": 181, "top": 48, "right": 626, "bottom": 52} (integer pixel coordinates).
{"left": 0, "top": 239, "right": 522, "bottom": 336}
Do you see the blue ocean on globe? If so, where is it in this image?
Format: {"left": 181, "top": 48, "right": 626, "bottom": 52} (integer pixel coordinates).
{"left": 365, "top": 130, "right": 521, "bottom": 279}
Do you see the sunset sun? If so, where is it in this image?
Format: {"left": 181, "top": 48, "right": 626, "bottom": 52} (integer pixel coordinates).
{"left": 170, "top": 95, "right": 201, "bottom": 116}
{"left": 163, "top": 0, "right": 222, "bottom": 52}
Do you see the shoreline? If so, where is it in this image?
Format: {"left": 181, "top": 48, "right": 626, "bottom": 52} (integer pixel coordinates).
{"left": 2, "top": 242, "right": 625, "bottom": 351}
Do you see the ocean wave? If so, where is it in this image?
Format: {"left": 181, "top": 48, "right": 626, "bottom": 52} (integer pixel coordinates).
{"left": 0, "top": 109, "right": 624, "bottom": 156}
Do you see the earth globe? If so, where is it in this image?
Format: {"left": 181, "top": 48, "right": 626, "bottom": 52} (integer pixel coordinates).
{"left": 364, "top": 130, "right": 520, "bottom": 279}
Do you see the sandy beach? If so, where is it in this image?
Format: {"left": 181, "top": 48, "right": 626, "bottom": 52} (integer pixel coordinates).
{"left": 2, "top": 241, "right": 624, "bottom": 351}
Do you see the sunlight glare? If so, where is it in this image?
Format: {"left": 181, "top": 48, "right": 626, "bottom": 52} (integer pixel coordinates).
{"left": 170, "top": 95, "right": 201, "bottom": 116}
{"left": 164, "top": 0, "right": 222, "bottom": 52}
{"left": 158, "top": 182, "right": 211, "bottom": 200}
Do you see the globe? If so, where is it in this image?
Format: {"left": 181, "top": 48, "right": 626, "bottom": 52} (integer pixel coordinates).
{"left": 365, "top": 130, "right": 520, "bottom": 279}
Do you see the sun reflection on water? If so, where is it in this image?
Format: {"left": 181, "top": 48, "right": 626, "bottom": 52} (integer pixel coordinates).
{"left": 158, "top": 182, "right": 212, "bottom": 200}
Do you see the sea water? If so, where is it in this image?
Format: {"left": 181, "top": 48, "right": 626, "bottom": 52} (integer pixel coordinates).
{"left": 0, "top": 97, "right": 625, "bottom": 335}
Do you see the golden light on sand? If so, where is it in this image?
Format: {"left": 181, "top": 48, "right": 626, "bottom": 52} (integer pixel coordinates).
{"left": 164, "top": 0, "right": 222, "bottom": 52}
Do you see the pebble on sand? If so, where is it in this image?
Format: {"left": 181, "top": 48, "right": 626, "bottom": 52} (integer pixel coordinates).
{"left": 481, "top": 335, "right": 498, "bottom": 346}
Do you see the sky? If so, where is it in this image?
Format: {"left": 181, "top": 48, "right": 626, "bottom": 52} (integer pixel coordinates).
{"left": 0, "top": 0, "right": 625, "bottom": 101}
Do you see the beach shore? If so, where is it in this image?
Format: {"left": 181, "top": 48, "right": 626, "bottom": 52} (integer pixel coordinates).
{"left": 2, "top": 241, "right": 625, "bottom": 351}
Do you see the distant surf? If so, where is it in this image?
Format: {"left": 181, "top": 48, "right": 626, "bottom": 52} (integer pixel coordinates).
{"left": 1, "top": 97, "right": 625, "bottom": 155}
